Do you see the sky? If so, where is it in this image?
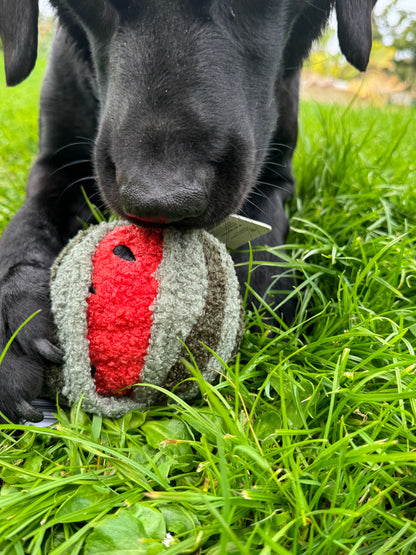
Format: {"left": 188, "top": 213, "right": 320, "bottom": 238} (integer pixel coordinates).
{"left": 375, "top": 0, "right": 416, "bottom": 30}
{"left": 39, "top": 0, "right": 53, "bottom": 16}
{"left": 377, "top": 0, "right": 415, "bottom": 10}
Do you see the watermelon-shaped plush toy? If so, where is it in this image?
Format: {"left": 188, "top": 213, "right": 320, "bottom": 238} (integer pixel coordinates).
{"left": 47, "top": 222, "right": 244, "bottom": 418}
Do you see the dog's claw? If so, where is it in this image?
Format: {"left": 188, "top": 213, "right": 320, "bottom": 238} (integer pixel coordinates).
{"left": 0, "top": 400, "right": 44, "bottom": 424}
{"left": 34, "top": 338, "right": 64, "bottom": 364}
{"left": 18, "top": 400, "right": 44, "bottom": 423}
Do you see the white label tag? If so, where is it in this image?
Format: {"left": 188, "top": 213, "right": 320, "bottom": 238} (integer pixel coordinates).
{"left": 209, "top": 214, "right": 272, "bottom": 249}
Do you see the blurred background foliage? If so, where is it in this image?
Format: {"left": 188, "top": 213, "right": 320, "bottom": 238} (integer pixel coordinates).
{"left": 303, "top": 0, "right": 416, "bottom": 106}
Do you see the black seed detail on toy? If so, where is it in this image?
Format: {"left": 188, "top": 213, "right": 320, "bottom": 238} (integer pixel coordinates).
{"left": 113, "top": 244, "right": 136, "bottom": 261}
{"left": 89, "top": 283, "right": 96, "bottom": 295}
{"left": 91, "top": 364, "right": 96, "bottom": 378}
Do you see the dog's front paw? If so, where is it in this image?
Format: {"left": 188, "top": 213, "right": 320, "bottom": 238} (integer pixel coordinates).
{"left": 0, "top": 264, "right": 61, "bottom": 423}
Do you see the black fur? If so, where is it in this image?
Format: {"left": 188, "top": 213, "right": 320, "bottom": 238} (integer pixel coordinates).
{"left": 0, "top": 0, "right": 376, "bottom": 422}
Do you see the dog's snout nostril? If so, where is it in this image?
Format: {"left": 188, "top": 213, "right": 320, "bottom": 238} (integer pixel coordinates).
{"left": 103, "top": 153, "right": 116, "bottom": 182}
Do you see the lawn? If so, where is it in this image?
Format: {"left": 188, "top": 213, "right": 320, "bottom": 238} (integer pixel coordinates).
{"left": 1, "top": 39, "right": 416, "bottom": 554}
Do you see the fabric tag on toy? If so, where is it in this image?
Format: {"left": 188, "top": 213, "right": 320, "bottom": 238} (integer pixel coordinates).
{"left": 209, "top": 214, "right": 272, "bottom": 249}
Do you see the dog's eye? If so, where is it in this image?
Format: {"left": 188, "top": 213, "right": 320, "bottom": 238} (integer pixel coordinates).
{"left": 113, "top": 244, "right": 136, "bottom": 261}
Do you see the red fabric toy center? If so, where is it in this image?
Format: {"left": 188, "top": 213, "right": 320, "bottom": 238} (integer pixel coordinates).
{"left": 87, "top": 226, "right": 164, "bottom": 396}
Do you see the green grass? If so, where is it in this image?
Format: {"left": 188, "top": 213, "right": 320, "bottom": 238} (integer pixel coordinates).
{"left": 0, "top": 46, "right": 47, "bottom": 230}
{"left": 1, "top": 44, "right": 416, "bottom": 553}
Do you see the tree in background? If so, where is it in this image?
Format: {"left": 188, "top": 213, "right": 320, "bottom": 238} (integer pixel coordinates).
{"left": 307, "top": 25, "right": 397, "bottom": 81}
{"left": 374, "top": 0, "right": 416, "bottom": 84}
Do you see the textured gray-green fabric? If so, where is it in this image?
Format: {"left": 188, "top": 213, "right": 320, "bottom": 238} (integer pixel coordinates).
{"left": 159, "top": 237, "right": 227, "bottom": 400}
{"left": 49, "top": 223, "right": 244, "bottom": 417}
{"left": 50, "top": 221, "right": 141, "bottom": 417}
{"left": 131, "top": 228, "right": 208, "bottom": 406}
{"left": 164, "top": 232, "right": 245, "bottom": 401}
{"left": 202, "top": 232, "right": 244, "bottom": 387}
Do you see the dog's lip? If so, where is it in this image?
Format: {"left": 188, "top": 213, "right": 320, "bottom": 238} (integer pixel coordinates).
{"left": 123, "top": 210, "right": 226, "bottom": 230}
{"left": 125, "top": 213, "right": 206, "bottom": 227}
{"left": 126, "top": 213, "right": 170, "bottom": 226}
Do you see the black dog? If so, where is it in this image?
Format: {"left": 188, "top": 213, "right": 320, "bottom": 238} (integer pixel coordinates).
{"left": 0, "top": 0, "right": 376, "bottom": 423}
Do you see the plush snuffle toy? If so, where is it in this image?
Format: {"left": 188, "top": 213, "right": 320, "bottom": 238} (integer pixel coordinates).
{"left": 47, "top": 222, "right": 244, "bottom": 418}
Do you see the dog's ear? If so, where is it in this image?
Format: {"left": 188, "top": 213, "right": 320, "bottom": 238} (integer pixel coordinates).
{"left": 0, "top": 0, "right": 39, "bottom": 86}
{"left": 336, "top": 0, "right": 377, "bottom": 72}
